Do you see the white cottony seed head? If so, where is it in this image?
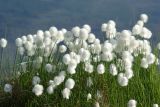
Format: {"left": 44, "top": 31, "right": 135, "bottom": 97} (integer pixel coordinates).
{"left": 47, "top": 85, "right": 54, "bottom": 94}
{"left": 79, "top": 28, "right": 89, "bottom": 40}
{"left": 97, "top": 64, "right": 105, "bottom": 74}
{"left": 62, "top": 88, "right": 71, "bottom": 99}
{"left": 45, "top": 63, "right": 53, "bottom": 73}
{"left": 87, "top": 93, "right": 92, "bottom": 101}
{"left": 109, "top": 64, "right": 118, "bottom": 76}
{"left": 59, "top": 45, "right": 67, "bottom": 53}
{"left": 32, "top": 84, "right": 44, "bottom": 96}
{"left": 94, "top": 102, "right": 100, "bottom": 107}
{"left": 63, "top": 54, "right": 71, "bottom": 65}
{"left": 83, "top": 24, "right": 91, "bottom": 33}
{"left": 32, "top": 76, "right": 41, "bottom": 85}
{"left": 141, "top": 58, "right": 148, "bottom": 69}
{"left": 0, "top": 38, "right": 7, "bottom": 48}
{"left": 118, "top": 74, "right": 128, "bottom": 86}
{"left": 153, "top": 104, "right": 159, "bottom": 107}
{"left": 65, "top": 78, "right": 75, "bottom": 89}
{"left": 128, "top": 99, "right": 137, "bottom": 107}
{"left": 4, "top": 83, "right": 12, "bottom": 93}
{"left": 15, "top": 38, "right": 23, "bottom": 47}
{"left": 140, "top": 13, "right": 148, "bottom": 23}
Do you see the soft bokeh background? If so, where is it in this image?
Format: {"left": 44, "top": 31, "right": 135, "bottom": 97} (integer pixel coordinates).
{"left": 0, "top": 0, "right": 160, "bottom": 43}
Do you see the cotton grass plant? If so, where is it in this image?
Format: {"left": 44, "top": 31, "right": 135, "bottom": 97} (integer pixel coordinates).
{"left": 0, "top": 14, "right": 160, "bottom": 107}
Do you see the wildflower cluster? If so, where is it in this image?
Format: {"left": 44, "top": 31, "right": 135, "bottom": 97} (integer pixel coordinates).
{"left": 1, "top": 14, "right": 160, "bottom": 107}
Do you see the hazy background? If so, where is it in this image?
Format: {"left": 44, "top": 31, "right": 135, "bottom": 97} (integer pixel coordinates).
{"left": 0, "top": 0, "right": 160, "bottom": 43}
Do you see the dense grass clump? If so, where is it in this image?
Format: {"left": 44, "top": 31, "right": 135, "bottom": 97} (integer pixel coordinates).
{"left": 0, "top": 14, "right": 160, "bottom": 107}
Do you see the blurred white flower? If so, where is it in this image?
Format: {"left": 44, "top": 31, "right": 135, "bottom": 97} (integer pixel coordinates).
{"left": 0, "top": 38, "right": 7, "bottom": 48}
{"left": 4, "top": 83, "right": 12, "bottom": 93}
{"left": 71, "top": 26, "right": 80, "bottom": 37}
{"left": 44, "top": 37, "right": 51, "bottom": 46}
{"left": 27, "top": 34, "right": 34, "bottom": 43}
{"left": 65, "top": 78, "right": 75, "bottom": 89}
{"left": 140, "top": 13, "right": 148, "bottom": 23}
{"left": 125, "top": 69, "right": 134, "bottom": 79}
{"left": 101, "top": 52, "right": 113, "bottom": 62}
{"left": 56, "top": 31, "right": 64, "bottom": 42}
{"left": 102, "top": 42, "right": 113, "bottom": 52}
{"left": 146, "top": 53, "right": 155, "bottom": 65}
{"left": 94, "top": 38, "right": 100, "bottom": 45}
{"left": 44, "top": 46, "right": 51, "bottom": 57}
{"left": 118, "top": 74, "right": 128, "bottom": 86}
{"left": 101, "top": 23, "right": 107, "bottom": 32}
{"left": 83, "top": 24, "right": 91, "bottom": 33}
{"left": 141, "top": 58, "right": 148, "bottom": 69}
{"left": 155, "top": 59, "right": 160, "bottom": 65}
{"left": 137, "top": 20, "right": 144, "bottom": 27}
{"left": 37, "top": 30, "right": 44, "bottom": 37}
{"left": 49, "top": 80, "right": 56, "bottom": 88}
{"left": 108, "top": 20, "right": 116, "bottom": 27}
{"left": 122, "top": 51, "right": 133, "bottom": 62}
{"left": 24, "top": 41, "right": 33, "bottom": 51}
{"left": 15, "top": 38, "right": 23, "bottom": 47}
{"left": 88, "top": 33, "right": 95, "bottom": 43}
{"left": 67, "top": 65, "right": 76, "bottom": 74}
{"left": 45, "top": 63, "right": 53, "bottom": 72}
{"left": 140, "top": 27, "right": 152, "bottom": 39}
{"left": 119, "top": 30, "right": 132, "bottom": 46}
{"left": 44, "top": 31, "right": 51, "bottom": 38}
{"left": 35, "top": 56, "right": 43, "bottom": 63}
{"left": 94, "top": 102, "right": 100, "bottom": 107}
{"left": 35, "top": 31, "right": 44, "bottom": 47}
{"left": 47, "top": 85, "right": 54, "bottom": 94}
{"left": 27, "top": 49, "right": 35, "bottom": 56}
{"left": 79, "top": 48, "right": 91, "bottom": 62}
{"left": 87, "top": 93, "right": 92, "bottom": 101}
{"left": 32, "top": 84, "right": 44, "bottom": 96}
{"left": 79, "top": 28, "right": 89, "bottom": 40}
{"left": 54, "top": 76, "right": 63, "bottom": 86}
{"left": 109, "top": 64, "right": 118, "bottom": 76}
{"left": 128, "top": 99, "right": 137, "bottom": 107}
{"left": 59, "top": 45, "right": 67, "bottom": 53}
{"left": 61, "top": 28, "right": 67, "bottom": 34}
{"left": 63, "top": 54, "right": 71, "bottom": 65}
{"left": 105, "top": 20, "right": 117, "bottom": 39}
{"left": 69, "top": 58, "right": 77, "bottom": 67}
{"left": 49, "top": 26, "right": 58, "bottom": 36}
{"left": 32, "top": 76, "right": 41, "bottom": 85}
{"left": 92, "top": 43, "right": 102, "bottom": 54}
{"left": 62, "top": 88, "right": 71, "bottom": 99}
{"left": 129, "top": 38, "right": 139, "bottom": 51}
{"left": 18, "top": 47, "right": 25, "bottom": 55}
{"left": 132, "top": 24, "right": 142, "bottom": 35}
{"left": 59, "top": 71, "right": 66, "bottom": 76}
{"left": 137, "top": 40, "right": 151, "bottom": 55}
{"left": 153, "top": 104, "right": 159, "bottom": 107}
{"left": 64, "top": 31, "right": 74, "bottom": 42}
{"left": 21, "top": 36, "right": 27, "bottom": 44}
{"left": 85, "top": 63, "right": 93, "bottom": 73}
{"left": 123, "top": 58, "right": 132, "bottom": 69}
{"left": 97, "top": 64, "right": 105, "bottom": 74}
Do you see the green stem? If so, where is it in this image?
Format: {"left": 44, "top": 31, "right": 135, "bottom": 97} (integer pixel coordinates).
{"left": 0, "top": 48, "right": 4, "bottom": 71}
